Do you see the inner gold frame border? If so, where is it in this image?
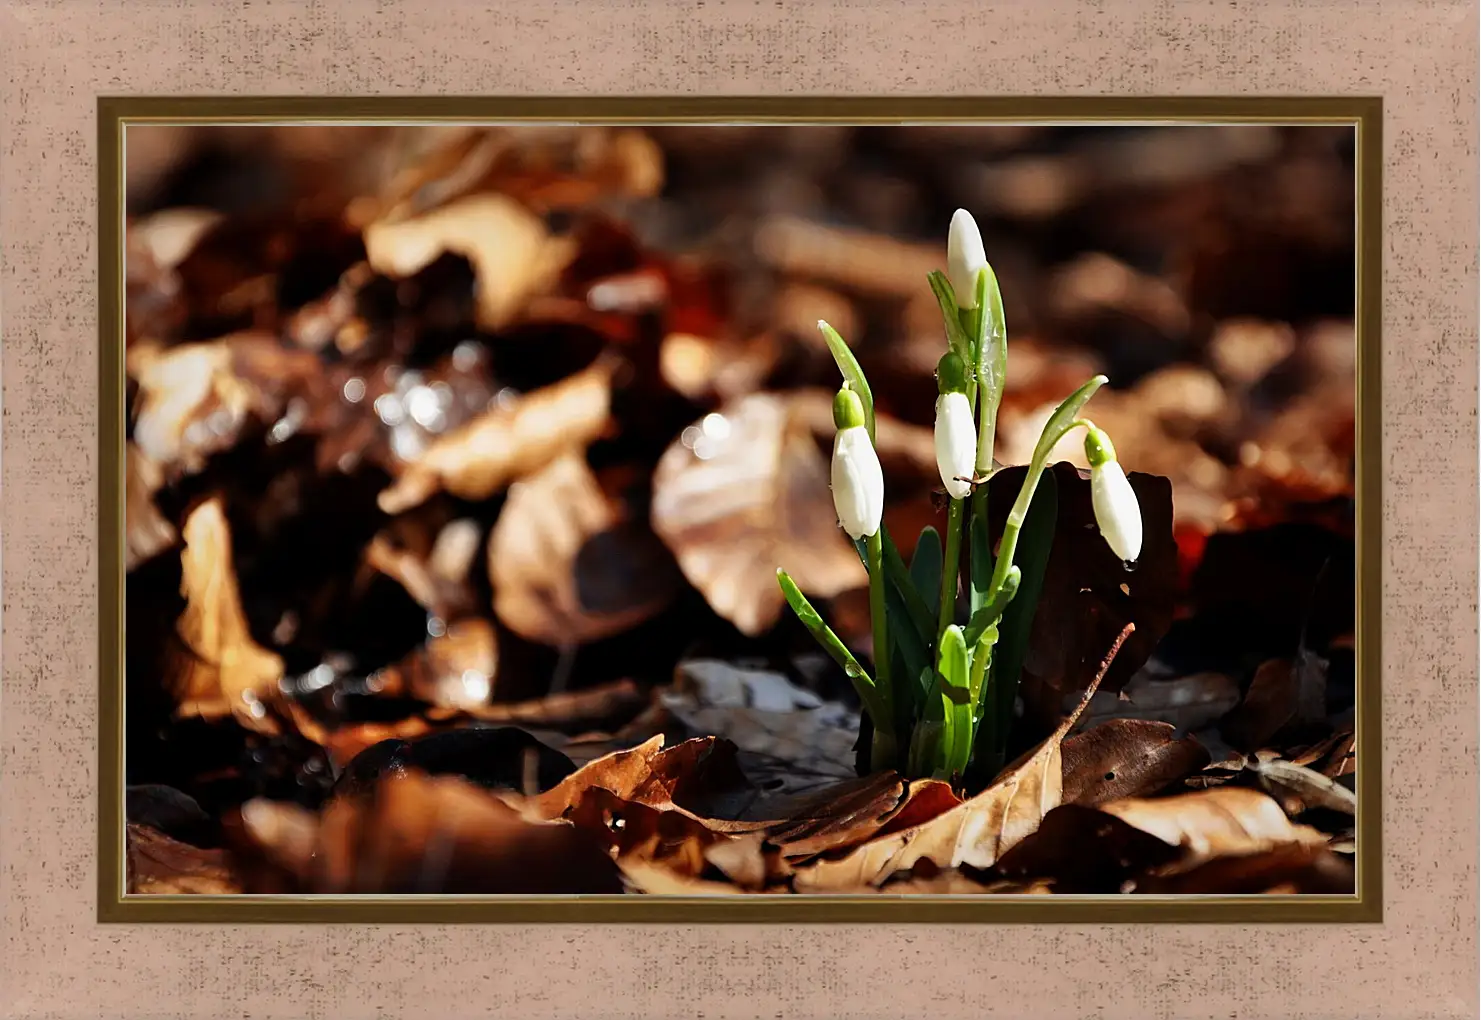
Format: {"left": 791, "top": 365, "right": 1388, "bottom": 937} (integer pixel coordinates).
{"left": 98, "top": 95, "right": 1382, "bottom": 924}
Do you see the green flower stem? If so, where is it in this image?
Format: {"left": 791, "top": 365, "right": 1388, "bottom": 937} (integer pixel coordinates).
{"left": 937, "top": 497, "right": 965, "bottom": 638}
{"left": 986, "top": 376, "right": 1106, "bottom": 602}
{"left": 864, "top": 530, "right": 895, "bottom": 763}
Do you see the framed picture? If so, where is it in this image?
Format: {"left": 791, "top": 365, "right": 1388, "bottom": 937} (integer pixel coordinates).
{"left": 5, "top": 4, "right": 1475, "bottom": 1018}
{"left": 104, "top": 97, "right": 1378, "bottom": 922}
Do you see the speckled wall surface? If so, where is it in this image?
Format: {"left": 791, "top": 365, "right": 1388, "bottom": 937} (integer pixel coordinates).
{"left": 2, "top": 2, "right": 1476, "bottom": 1017}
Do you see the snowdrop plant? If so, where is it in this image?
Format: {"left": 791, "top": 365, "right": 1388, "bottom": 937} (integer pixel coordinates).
{"left": 777, "top": 209, "right": 1143, "bottom": 784}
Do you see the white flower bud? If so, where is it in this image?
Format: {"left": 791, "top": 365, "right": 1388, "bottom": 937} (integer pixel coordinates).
{"left": 947, "top": 209, "right": 988, "bottom": 310}
{"left": 1090, "top": 459, "right": 1142, "bottom": 564}
{"left": 831, "top": 425, "right": 884, "bottom": 540}
{"left": 934, "top": 391, "right": 977, "bottom": 501}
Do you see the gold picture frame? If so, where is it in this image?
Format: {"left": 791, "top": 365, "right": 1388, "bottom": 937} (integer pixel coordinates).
{"left": 100, "top": 95, "right": 1382, "bottom": 924}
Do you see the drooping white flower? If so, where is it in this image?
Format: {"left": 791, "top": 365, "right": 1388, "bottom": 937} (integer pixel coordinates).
{"left": 830, "top": 387, "right": 884, "bottom": 540}
{"left": 947, "top": 208, "right": 988, "bottom": 310}
{"left": 934, "top": 394, "right": 977, "bottom": 501}
{"left": 1085, "top": 425, "right": 1142, "bottom": 564}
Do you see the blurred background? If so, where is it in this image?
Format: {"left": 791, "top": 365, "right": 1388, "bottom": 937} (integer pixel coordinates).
{"left": 123, "top": 123, "right": 1357, "bottom": 826}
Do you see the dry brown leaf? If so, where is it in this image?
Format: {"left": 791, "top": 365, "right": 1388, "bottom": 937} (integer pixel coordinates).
{"left": 650, "top": 393, "right": 867, "bottom": 636}
{"left": 488, "top": 453, "right": 681, "bottom": 645}
{"left": 377, "top": 359, "right": 614, "bottom": 515}
{"left": 1131, "top": 843, "right": 1354, "bottom": 894}
{"left": 527, "top": 735, "right": 751, "bottom": 820}
{"left": 1061, "top": 719, "right": 1211, "bottom": 806}
{"left": 126, "top": 442, "right": 177, "bottom": 570}
{"left": 362, "top": 193, "right": 576, "bottom": 330}
{"left": 1098, "top": 786, "right": 1328, "bottom": 865}
{"left": 170, "top": 496, "right": 284, "bottom": 733}
{"left": 131, "top": 207, "right": 225, "bottom": 271}
{"left": 792, "top": 626, "right": 1130, "bottom": 891}
{"left": 126, "top": 823, "right": 241, "bottom": 894}
{"left": 310, "top": 771, "right": 622, "bottom": 894}
{"left": 1249, "top": 757, "right": 1356, "bottom": 816}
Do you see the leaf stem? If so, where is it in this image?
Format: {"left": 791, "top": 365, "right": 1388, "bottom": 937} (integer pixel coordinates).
{"left": 864, "top": 531, "right": 895, "bottom": 762}
{"left": 937, "top": 497, "right": 965, "bottom": 639}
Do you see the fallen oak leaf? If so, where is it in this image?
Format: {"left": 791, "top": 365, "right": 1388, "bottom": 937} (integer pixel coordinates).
{"left": 650, "top": 393, "right": 867, "bottom": 636}
{"left": 792, "top": 624, "right": 1133, "bottom": 891}
{"left": 489, "top": 453, "right": 681, "bottom": 645}
{"left": 169, "top": 496, "right": 284, "bottom": 734}
{"left": 377, "top": 358, "right": 615, "bottom": 515}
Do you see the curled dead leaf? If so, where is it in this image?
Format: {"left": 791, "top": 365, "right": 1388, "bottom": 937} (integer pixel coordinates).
{"left": 489, "top": 453, "right": 681, "bottom": 645}
{"left": 170, "top": 496, "right": 284, "bottom": 733}
{"left": 377, "top": 359, "right": 614, "bottom": 515}
{"left": 650, "top": 393, "right": 867, "bottom": 636}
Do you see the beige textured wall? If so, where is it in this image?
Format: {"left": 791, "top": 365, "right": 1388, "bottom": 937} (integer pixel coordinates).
{"left": 2, "top": 1, "right": 1476, "bottom": 1017}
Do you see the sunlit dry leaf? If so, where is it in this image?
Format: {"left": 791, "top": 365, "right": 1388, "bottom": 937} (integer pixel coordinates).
{"left": 1249, "top": 757, "right": 1356, "bottom": 817}
{"left": 363, "top": 193, "right": 576, "bottom": 330}
{"left": 650, "top": 393, "right": 867, "bottom": 635}
{"left": 1098, "top": 786, "right": 1328, "bottom": 865}
{"left": 131, "top": 207, "right": 225, "bottom": 271}
{"left": 528, "top": 735, "right": 751, "bottom": 821}
{"left": 1061, "top": 719, "right": 1211, "bottom": 806}
{"left": 792, "top": 627, "right": 1128, "bottom": 890}
{"left": 377, "top": 359, "right": 614, "bottom": 515}
{"left": 130, "top": 332, "right": 327, "bottom": 474}
{"left": 311, "top": 771, "right": 622, "bottom": 894}
{"left": 170, "top": 496, "right": 284, "bottom": 733}
{"left": 127, "top": 823, "right": 241, "bottom": 894}
{"left": 489, "top": 453, "right": 681, "bottom": 645}
{"left": 126, "top": 443, "right": 177, "bottom": 570}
